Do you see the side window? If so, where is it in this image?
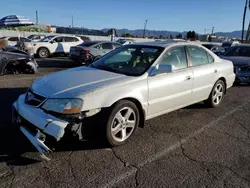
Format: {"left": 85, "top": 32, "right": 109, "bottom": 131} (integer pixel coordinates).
{"left": 187, "top": 46, "right": 210, "bottom": 66}
{"left": 73, "top": 37, "right": 79, "bottom": 42}
{"left": 54, "top": 37, "right": 63, "bottom": 42}
{"left": 101, "top": 43, "right": 113, "bottom": 50}
{"left": 113, "top": 43, "right": 122, "bottom": 49}
{"left": 207, "top": 52, "right": 214, "bottom": 63}
{"left": 8, "top": 37, "right": 18, "bottom": 41}
{"left": 159, "top": 47, "right": 188, "bottom": 71}
{"left": 64, "top": 37, "right": 74, "bottom": 42}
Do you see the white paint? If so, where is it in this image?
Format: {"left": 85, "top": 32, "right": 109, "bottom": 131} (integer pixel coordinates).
{"left": 103, "top": 101, "right": 249, "bottom": 188}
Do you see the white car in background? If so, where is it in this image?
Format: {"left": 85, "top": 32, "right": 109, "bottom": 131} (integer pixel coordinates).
{"left": 24, "top": 35, "right": 83, "bottom": 58}
{"left": 13, "top": 41, "right": 235, "bottom": 160}
{"left": 0, "top": 36, "right": 31, "bottom": 46}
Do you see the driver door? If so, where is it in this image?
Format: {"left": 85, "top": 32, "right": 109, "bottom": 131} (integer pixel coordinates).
{"left": 52, "top": 37, "right": 64, "bottom": 53}
{"left": 147, "top": 46, "right": 193, "bottom": 118}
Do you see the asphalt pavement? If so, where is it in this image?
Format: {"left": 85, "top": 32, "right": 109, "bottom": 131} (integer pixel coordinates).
{"left": 0, "top": 57, "right": 249, "bottom": 188}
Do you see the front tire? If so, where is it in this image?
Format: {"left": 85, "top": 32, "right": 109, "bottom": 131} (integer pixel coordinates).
{"left": 38, "top": 47, "right": 49, "bottom": 58}
{"left": 106, "top": 100, "right": 140, "bottom": 146}
{"left": 204, "top": 80, "right": 225, "bottom": 108}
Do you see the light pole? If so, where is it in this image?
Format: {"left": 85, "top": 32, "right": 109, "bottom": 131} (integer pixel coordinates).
{"left": 211, "top": 27, "right": 214, "bottom": 35}
{"left": 241, "top": 0, "right": 249, "bottom": 42}
{"left": 72, "top": 15, "right": 74, "bottom": 28}
{"left": 143, "top": 20, "right": 148, "bottom": 38}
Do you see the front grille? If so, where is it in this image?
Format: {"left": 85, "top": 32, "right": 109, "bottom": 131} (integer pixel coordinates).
{"left": 25, "top": 89, "right": 46, "bottom": 107}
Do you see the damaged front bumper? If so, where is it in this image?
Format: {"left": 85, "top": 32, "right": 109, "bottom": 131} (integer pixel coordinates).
{"left": 13, "top": 94, "right": 70, "bottom": 160}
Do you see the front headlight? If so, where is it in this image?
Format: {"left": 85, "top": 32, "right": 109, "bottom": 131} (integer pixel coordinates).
{"left": 42, "top": 98, "right": 83, "bottom": 114}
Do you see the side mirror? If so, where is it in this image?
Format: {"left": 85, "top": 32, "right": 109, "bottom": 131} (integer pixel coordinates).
{"left": 49, "top": 40, "right": 54, "bottom": 44}
{"left": 150, "top": 64, "right": 172, "bottom": 76}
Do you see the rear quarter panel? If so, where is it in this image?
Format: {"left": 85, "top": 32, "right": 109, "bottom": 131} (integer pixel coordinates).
{"left": 216, "top": 58, "right": 235, "bottom": 88}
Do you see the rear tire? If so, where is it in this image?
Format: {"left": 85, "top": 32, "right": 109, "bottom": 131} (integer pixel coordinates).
{"left": 38, "top": 47, "right": 49, "bottom": 58}
{"left": 105, "top": 100, "right": 140, "bottom": 146}
{"left": 204, "top": 80, "right": 225, "bottom": 108}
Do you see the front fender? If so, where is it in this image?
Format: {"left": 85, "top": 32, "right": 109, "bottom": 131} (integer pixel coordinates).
{"left": 81, "top": 79, "right": 148, "bottom": 114}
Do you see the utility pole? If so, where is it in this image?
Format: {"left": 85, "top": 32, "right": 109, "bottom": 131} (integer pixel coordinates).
{"left": 211, "top": 27, "right": 214, "bottom": 35}
{"left": 241, "top": 0, "right": 248, "bottom": 43}
{"left": 143, "top": 20, "right": 148, "bottom": 38}
{"left": 36, "top": 10, "right": 38, "bottom": 25}
{"left": 72, "top": 15, "right": 74, "bottom": 28}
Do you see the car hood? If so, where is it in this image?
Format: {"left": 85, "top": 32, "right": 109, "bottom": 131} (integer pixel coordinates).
{"left": 31, "top": 66, "right": 127, "bottom": 97}
{"left": 220, "top": 56, "right": 250, "bottom": 67}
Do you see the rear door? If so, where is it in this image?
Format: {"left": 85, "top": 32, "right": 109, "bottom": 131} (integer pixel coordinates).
{"left": 187, "top": 45, "right": 218, "bottom": 102}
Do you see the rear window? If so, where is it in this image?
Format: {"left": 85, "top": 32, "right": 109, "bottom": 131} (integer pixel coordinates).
{"left": 78, "top": 41, "right": 100, "bottom": 47}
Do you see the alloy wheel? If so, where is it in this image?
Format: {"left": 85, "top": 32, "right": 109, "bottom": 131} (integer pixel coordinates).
{"left": 212, "top": 82, "right": 223, "bottom": 105}
{"left": 111, "top": 107, "right": 136, "bottom": 142}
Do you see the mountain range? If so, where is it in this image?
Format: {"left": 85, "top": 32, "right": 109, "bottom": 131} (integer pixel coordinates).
{"left": 102, "top": 28, "right": 247, "bottom": 38}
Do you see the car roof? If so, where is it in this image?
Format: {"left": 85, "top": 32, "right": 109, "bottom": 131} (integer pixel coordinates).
{"left": 129, "top": 41, "right": 201, "bottom": 48}
{"left": 232, "top": 44, "right": 250, "bottom": 47}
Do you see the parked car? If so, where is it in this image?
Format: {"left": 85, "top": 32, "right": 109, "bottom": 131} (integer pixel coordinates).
{"left": 69, "top": 41, "right": 122, "bottom": 65}
{"left": 221, "top": 41, "right": 240, "bottom": 52}
{"left": 27, "top": 34, "right": 46, "bottom": 42}
{"left": 13, "top": 42, "right": 235, "bottom": 160}
{"left": 202, "top": 43, "right": 225, "bottom": 55}
{"left": 23, "top": 35, "right": 83, "bottom": 58}
{"left": 116, "top": 39, "right": 135, "bottom": 45}
{"left": 0, "top": 36, "right": 31, "bottom": 46}
{"left": 220, "top": 44, "right": 250, "bottom": 84}
{"left": 0, "top": 40, "right": 38, "bottom": 75}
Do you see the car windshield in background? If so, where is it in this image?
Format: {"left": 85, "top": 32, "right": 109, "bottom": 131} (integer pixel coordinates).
{"left": 202, "top": 44, "right": 213, "bottom": 50}
{"left": 78, "top": 41, "right": 100, "bottom": 47}
{"left": 91, "top": 45, "right": 164, "bottom": 76}
{"left": 40, "top": 36, "right": 56, "bottom": 42}
{"left": 224, "top": 46, "right": 250, "bottom": 57}
{"left": 222, "top": 43, "right": 232, "bottom": 47}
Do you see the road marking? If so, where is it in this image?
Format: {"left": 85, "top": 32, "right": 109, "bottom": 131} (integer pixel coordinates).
{"left": 103, "top": 101, "right": 250, "bottom": 188}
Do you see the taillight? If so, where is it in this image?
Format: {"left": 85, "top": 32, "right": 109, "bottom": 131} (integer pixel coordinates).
{"left": 84, "top": 50, "right": 90, "bottom": 54}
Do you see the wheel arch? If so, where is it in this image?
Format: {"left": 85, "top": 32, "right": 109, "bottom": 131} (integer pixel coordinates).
{"left": 111, "top": 97, "right": 146, "bottom": 128}
{"left": 217, "top": 77, "right": 227, "bottom": 94}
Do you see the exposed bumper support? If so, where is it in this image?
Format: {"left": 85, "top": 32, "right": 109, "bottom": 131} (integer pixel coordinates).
{"left": 20, "top": 126, "right": 52, "bottom": 161}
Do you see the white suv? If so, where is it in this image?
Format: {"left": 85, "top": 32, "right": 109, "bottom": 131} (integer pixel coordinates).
{"left": 24, "top": 35, "right": 83, "bottom": 58}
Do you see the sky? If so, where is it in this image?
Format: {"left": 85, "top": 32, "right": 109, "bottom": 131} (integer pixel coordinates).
{"left": 0, "top": 0, "right": 248, "bottom": 33}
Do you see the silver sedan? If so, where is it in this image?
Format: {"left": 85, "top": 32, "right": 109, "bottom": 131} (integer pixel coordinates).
{"left": 13, "top": 41, "right": 235, "bottom": 160}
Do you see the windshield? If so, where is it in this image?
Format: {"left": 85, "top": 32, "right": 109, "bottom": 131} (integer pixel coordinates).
{"left": 40, "top": 36, "right": 55, "bottom": 42}
{"left": 224, "top": 46, "right": 250, "bottom": 57}
{"left": 91, "top": 45, "right": 164, "bottom": 76}
{"left": 222, "top": 43, "right": 232, "bottom": 47}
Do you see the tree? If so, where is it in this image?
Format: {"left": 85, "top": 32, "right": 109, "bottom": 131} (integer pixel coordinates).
{"left": 159, "top": 35, "right": 164, "bottom": 39}
{"left": 176, "top": 33, "right": 182, "bottom": 39}
{"left": 106, "top": 28, "right": 118, "bottom": 37}
{"left": 121, "top": 33, "right": 134, "bottom": 38}
{"left": 186, "top": 31, "right": 196, "bottom": 40}
{"left": 170, "top": 35, "right": 173, "bottom": 39}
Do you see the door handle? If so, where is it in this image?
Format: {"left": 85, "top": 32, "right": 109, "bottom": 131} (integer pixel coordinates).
{"left": 185, "top": 76, "right": 191, "bottom": 80}
{"left": 214, "top": 69, "right": 218, "bottom": 73}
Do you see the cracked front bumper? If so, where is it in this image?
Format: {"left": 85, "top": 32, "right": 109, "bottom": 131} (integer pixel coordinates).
{"left": 12, "top": 94, "right": 70, "bottom": 160}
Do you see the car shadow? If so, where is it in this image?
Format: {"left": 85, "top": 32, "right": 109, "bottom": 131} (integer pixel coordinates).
{"left": 0, "top": 88, "right": 108, "bottom": 166}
